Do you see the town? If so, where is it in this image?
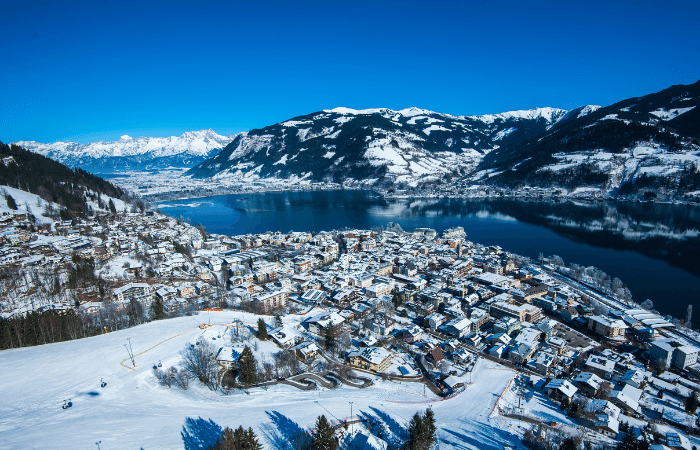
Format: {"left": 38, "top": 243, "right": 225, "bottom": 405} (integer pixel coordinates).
{"left": 1, "top": 202, "right": 699, "bottom": 450}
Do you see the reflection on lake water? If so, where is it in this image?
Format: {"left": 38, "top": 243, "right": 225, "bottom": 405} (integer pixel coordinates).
{"left": 158, "top": 191, "right": 700, "bottom": 322}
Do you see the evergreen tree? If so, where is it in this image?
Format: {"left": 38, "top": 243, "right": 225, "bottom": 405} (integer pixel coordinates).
{"left": 405, "top": 410, "right": 436, "bottom": 450}
{"left": 562, "top": 438, "right": 576, "bottom": 450}
{"left": 108, "top": 198, "right": 116, "bottom": 213}
{"left": 392, "top": 293, "right": 402, "bottom": 309}
{"left": 244, "top": 427, "right": 262, "bottom": 450}
{"left": 227, "top": 426, "right": 262, "bottom": 450}
{"left": 238, "top": 346, "right": 258, "bottom": 386}
{"left": 323, "top": 325, "right": 336, "bottom": 354}
{"left": 686, "top": 390, "right": 699, "bottom": 414}
{"left": 617, "top": 427, "right": 650, "bottom": 450}
{"left": 151, "top": 297, "right": 166, "bottom": 320}
{"left": 423, "top": 408, "right": 436, "bottom": 446}
{"left": 233, "top": 426, "right": 246, "bottom": 449}
{"left": 257, "top": 318, "right": 268, "bottom": 340}
{"left": 211, "top": 427, "right": 236, "bottom": 450}
{"left": 406, "top": 412, "right": 425, "bottom": 450}
{"left": 5, "top": 193, "right": 17, "bottom": 210}
{"left": 311, "top": 415, "right": 337, "bottom": 450}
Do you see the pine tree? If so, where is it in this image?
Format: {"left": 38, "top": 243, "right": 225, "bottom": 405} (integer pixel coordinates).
{"left": 562, "top": 438, "right": 576, "bottom": 450}
{"left": 617, "top": 427, "right": 639, "bottom": 450}
{"left": 108, "top": 198, "right": 116, "bottom": 213}
{"left": 423, "top": 408, "right": 436, "bottom": 448}
{"left": 392, "top": 293, "right": 402, "bottom": 308}
{"left": 323, "top": 325, "right": 335, "bottom": 354}
{"left": 686, "top": 390, "right": 699, "bottom": 414}
{"left": 151, "top": 297, "right": 166, "bottom": 320}
{"left": 226, "top": 426, "right": 262, "bottom": 450}
{"left": 257, "top": 318, "right": 268, "bottom": 340}
{"left": 211, "top": 427, "right": 236, "bottom": 450}
{"left": 406, "top": 412, "right": 424, "bottom": 450}
{"left": 311, "top": 415, "right": 337, "bottom": 450}
{"left": 233, "top": 426, "right": 246, "bottom": 449}
{"left": 5, "top": 193, "right": 17, "bottom": 210}
{"left": 244, "top": 427, "right": 262, "bottom": 450}
{"left": 238, "top": 346, "right": 258, "bottom": 386}
{"left": 406, "top": 410, "right": 436, "bottom": 450}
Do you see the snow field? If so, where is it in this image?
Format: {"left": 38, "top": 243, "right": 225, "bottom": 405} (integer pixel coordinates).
{"left": 0, "top": 311, "right": 524, "bottom": 450}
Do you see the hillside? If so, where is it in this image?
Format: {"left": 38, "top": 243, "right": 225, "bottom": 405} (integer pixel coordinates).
{"left": 0, "top": 310, "right": 519, "bottom": 450}
{"left": 480, "top": 80, "right": 700, "bottom": 199}
{"left": 14, "top": 129, "right": 235, "bottom": 172}
{"left": 0, "top": 141, "right": 130, "bottom": 219}
{"left": 186, "top": 107, "right": 567, "bottom": 187}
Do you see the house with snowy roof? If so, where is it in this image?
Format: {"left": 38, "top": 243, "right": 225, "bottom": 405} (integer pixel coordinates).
{"left": 348, "top": 347, "right": 392, "bottom": 372}
{"left": 610, "top": 384, "right": 643, "bottom": 414}
{"left": 573, "top": 372, "right": 603, "bottom": 397}
{"left": 545, "top": 378, "right": 577, "bottom": 401}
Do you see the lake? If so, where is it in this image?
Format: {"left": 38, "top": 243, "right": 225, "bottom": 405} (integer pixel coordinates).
{"left": 157, "top": 190, "right": 700, "bottom": 323}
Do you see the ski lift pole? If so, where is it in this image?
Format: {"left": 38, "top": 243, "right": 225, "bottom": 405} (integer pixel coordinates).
{"left": 125, "top": 338, "right": 135, "bottom": 368}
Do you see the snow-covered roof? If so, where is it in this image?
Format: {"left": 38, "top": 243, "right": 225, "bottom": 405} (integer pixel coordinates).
{"left": 545, "top": 378, "right": 577, "bottom": 398}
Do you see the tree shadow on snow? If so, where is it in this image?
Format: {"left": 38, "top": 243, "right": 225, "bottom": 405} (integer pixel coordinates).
{"left": 353, "top": 406, "right": 407, "bottom": 449}
{"left": 441, "top": 421, "right": 519, "bottom": 450}
{"left": 181, "top": 416, "right": 223, "bottom": 450}
{"left": 261, "top": 411, "right": 311, "bottom": 450}
{"left": 367, "top": 406, "right": 408, "bottom": 441}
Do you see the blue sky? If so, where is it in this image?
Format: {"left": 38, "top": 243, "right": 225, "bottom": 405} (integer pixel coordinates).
{"left": 2, "top": 0, "right": 699, "bottom": 143}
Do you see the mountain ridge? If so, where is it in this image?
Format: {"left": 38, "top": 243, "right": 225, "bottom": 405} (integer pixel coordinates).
{"left": 13, "top": 129, "right": 235, "bottom": 172}
{"left": 186, "top": 106, "right": 568, "bottom": 186}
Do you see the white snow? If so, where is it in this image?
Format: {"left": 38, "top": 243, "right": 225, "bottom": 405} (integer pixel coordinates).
{"left": 469, "top": 107, "right": 567, "bottom": 125}
{"left": 649, "top": 106, "right": 696, "bottom": 121}
{"left": 325, "top": 107, "right": 389, "bottom": 115}
{"left": 322, "top": 151, "right": 336, "bottom": 159}
{"left": 423, "top": 125, "right": 450, "bottom": 136}
{"left": 325, "top": 130, "right": 342, "bottom": 139}
{"left": 273, "top": 155, "right": 288, "bottom": 166}
{"left": 491, "top": 127, "right": 516, "bottom": 141}
{"left": 14, "top": 129, "right": 235, "bottom": 161}
{"left": 407, "top": 116, "right": 428, "bottom": 125}
{"left": 0, "top": 185, "right": 62, "bottom": 226}
{"left": 281, "top": 120, "right": 312, "bottom": 127}
{"left": 578, "top": 105, "right": 602, "bottom": 118}
{"left": 333, "top": 116, "right": 354, "bottom": 125}
{"left": 0, "top": 311, "right": 529, "bottom": 450}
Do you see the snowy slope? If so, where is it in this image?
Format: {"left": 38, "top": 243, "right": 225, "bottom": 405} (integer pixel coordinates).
{"left": 479, "top": 80, "right": 700, "bottom": 198}
{"left": 1, "top": 185, "right": 62, "bottom": 225}
{"left": 14, "top": 130, "right": 235, "bottom": 171}
{"left": 0, "top": 311, "right": 523, "bottom": 450}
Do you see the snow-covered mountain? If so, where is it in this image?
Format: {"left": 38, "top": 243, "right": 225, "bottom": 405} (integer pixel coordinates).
{"left": 14, "top": 129, "right": 235, "bottom": 172}
{"left": 187, "top": 106, "right": 567, "bottom": 186}
{"left": 479, "top": 80, "right": 700, "bottom": 200}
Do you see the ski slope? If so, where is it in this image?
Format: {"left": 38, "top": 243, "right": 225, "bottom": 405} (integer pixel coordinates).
{"left": 0, "top": 311, "right": 521, "bottom": 450}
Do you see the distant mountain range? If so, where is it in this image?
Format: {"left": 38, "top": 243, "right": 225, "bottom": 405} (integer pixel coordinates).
{"left": 14, "top": 129, "right": 235, "bottom": 172}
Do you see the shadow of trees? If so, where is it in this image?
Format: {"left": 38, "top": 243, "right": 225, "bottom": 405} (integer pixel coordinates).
{"left": 181, "top": 416, "right": 223, "bottom": 450}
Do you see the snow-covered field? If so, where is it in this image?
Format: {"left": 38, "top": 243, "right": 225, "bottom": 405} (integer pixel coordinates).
{"left": 0, "top": 311, "right": 523, "bottom": 450}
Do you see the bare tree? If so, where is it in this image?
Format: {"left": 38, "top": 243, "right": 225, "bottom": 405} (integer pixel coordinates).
{"left": 180, "top": 341, "right": 220, "bottom": 391}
